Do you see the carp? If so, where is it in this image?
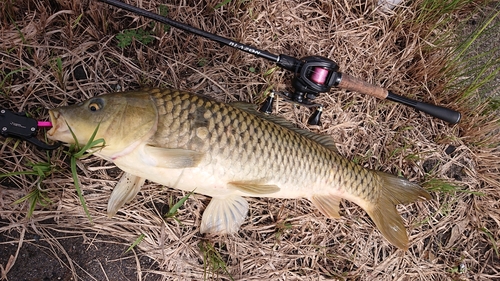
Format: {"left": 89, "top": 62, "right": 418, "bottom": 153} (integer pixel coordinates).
{"left": 47, "top": 88, "right": 431, "bottom": 250}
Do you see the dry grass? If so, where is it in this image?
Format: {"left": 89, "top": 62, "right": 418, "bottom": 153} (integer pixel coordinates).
{"left": 1, "top": 0, "right": 499, "bottom": 280}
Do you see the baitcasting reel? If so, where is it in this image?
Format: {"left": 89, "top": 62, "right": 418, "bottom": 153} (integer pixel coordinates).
{"left": 259, "top": 56, "right": 341, "bottom": 125}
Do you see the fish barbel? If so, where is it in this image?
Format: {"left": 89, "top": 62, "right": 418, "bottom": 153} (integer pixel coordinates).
{"left": 47, "top": 88, "right": 431, "bottom": 250}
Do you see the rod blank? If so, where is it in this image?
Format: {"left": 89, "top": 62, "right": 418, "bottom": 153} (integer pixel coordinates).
{"left": 99, "top": 0, "right": 280, "bottom": 62}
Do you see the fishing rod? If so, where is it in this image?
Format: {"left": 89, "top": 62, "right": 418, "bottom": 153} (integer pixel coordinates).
{"left": 99, "top": 0, "right": 461, "bottom": 125}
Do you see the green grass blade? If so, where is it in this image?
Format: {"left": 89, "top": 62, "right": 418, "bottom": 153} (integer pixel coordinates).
{"left": 12, "top": 184, "right": 52, "bottom": 218}
{"left": 214, "top": 0, "right": 232, "bottom": 9}
{"left": 71, "top": 156, "right": 93, "bottom": 222}
{"left": 480, "top": 227, "right": 499, "bottom": 258}
{"left": 0, "top": 67, "right": 28, "bottom": 95}
{"left": 199, "top": 241, "right": 234, "bottom": 281}
{"left": 125, "top": 234, "right": 145, "bottom": 254}
{"left": 424, "top": 178, "right": 485, "bottom": 196}
{"left": 165, "top": 190, "right": 194, "bottom": 218}
{"left": 0, "top": 170, "right": 38, "bottom": 178}
{"left": 72, "top": 13, "right": 83, "bottom": 29}
{"left": 73, "top": 123, "right": 103, "bottom": 158}
{"left": 65, "top": 120, "right": 80, "bottom": 150}
{"left": 61, "top": 123, "right": 104, "bottom": 222}
{"left": 455, "top": 8, "right": 500, "bottom": 59}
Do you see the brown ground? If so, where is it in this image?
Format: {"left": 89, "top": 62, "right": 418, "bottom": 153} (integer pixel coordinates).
{"left": 0, "top": 220, "right": 160, "bottom": 280}
{"left": 1, "top": 0, "right": 499, "bottom": 280}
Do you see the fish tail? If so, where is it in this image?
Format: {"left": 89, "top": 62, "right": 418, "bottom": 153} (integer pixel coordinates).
{"left": 364, "top": 171, "right": 431, "bottom": 250}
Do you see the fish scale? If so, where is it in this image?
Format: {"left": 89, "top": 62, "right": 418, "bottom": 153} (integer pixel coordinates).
{"left": 47, "top": 87, "right": 431, "bottom": 250}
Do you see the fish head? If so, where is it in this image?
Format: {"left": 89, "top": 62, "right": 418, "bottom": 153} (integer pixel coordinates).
{"left": 47, "top": 91, "right": 158, "bottom": 157}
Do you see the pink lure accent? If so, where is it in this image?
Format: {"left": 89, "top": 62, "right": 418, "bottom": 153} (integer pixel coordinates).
{"left": 37, "top": 121, "right": 53, "bottom": 128}
{"left": 310, "top": 67, "right": 329, "bottom": 85}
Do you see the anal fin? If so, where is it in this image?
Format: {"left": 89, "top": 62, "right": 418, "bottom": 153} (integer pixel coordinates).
{"left": 311, "top": 194, "right": 342, "bottom": 218}
{"left": 200, "top": 195, "right": 249, "bottom": 234}
{"left": 107, "top": 172, "right": 146, "bottom": 217}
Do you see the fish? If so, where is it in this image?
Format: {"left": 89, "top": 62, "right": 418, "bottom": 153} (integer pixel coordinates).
{"left": 47, "top": 87, "right": 431, "bottom": 250}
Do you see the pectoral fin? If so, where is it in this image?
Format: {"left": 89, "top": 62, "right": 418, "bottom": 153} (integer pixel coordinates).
{"left": 107, "top": 172, "right": 146, "bottom": 217}
{"left": 143, "top": 146, "right": 203, "bottom": 168}
{"left": 228, "top": 180, "right": 280, "bottom": 195}
{"left": 200, "top": 195, "right": 249, "bottom": 234}
{"left": 311, "top": 194, "right": 342, "bottom": 218}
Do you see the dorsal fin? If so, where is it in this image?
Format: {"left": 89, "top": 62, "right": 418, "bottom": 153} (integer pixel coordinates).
{"left": 230, "top": 102, "right": 338, "bottom": 152}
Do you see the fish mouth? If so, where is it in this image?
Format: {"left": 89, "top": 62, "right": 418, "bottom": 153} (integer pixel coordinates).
{"left": 46, "top": 110, "right": 68, "bottom": 140}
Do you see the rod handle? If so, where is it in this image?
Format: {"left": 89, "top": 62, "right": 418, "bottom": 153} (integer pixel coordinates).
{"left": 337, "top": 73, "right": 461, "bottom": 124}
{"left": 336, "top": 73, "right": 389, "bottom": 99}
{"left": 416, "top": 101, "right": 461, "bottom": 124}
{"left": 387, "top": 92, "right": 461, "bottom": 124}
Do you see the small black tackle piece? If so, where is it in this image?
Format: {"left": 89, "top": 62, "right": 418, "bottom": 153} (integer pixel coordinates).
{"left": 0, "top": 108, "right": 60, "bottom": 150}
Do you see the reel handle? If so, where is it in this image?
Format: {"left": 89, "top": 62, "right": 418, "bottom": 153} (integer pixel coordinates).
{"left": 338, "top": 73, "right": 461, "bottom": 124}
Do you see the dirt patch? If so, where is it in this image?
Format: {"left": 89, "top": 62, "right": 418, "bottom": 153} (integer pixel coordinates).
{"left": 0, "top": 220, "right": 160, "bottom": 281}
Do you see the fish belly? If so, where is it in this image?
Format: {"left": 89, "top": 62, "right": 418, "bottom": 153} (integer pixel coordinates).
{"left": 112, "top": 146, "right": 326, "bottom": 200}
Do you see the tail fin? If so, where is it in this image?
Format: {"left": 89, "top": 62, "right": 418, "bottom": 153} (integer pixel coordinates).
{"left": 364, "top": 171, "right": 431, "bottom": 250}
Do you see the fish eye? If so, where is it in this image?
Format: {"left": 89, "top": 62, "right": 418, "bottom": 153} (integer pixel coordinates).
{"left": 88, "top": 98, "right": 104, "bottom": 112}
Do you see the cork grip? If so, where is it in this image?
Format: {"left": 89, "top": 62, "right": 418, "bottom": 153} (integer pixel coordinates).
{"left": 337, "top": 73, "right": 388, "bottom": 99}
